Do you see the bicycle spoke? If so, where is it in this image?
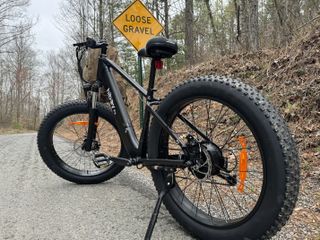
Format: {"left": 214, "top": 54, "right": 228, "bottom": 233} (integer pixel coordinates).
{"left": 209, "top": 105, "right": 230, "bottom": 138}
{"left": 213, "top": 183, "right": 230, "bottom": 222}
{"left": 166, "top": 97, "right": 264, "bottom": 227}
{"left": 68, "top": 116, "right": 83, "bottom": 140}
{"left": 194, "top": 182, "right": 202, "bottom": 215}
{"left": 241, "top": 180, "right": 262, "bottom": 196}
{"left": 219, "top": 119, "right": 243, "bottom": 149}
{"left": 199, "top": 182, "right": 214, "bottom": 220}
{"left": 219, "top": 186, "right": 249, "bottom": 216}
{"left": 205, "top": 100, "right": 212, "bottom": 136}
{"left": 177, "top": 113, "right": 210, "bottom": 142}
{"left": 52, "top": 113, "right": 120, "bottom": 176}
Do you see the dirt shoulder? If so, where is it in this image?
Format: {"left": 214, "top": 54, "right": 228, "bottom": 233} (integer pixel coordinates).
{"left": 0, "top": 128, "right": 35, "bottom": 135}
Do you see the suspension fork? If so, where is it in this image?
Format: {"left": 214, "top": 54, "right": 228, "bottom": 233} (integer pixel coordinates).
{"left": 83, "top": 83, "right": 99, "bottom": 151}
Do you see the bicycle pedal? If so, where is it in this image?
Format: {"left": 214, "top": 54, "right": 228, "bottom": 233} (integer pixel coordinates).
{"left": 93, "top": 153, "right": 111, "bottom": 168}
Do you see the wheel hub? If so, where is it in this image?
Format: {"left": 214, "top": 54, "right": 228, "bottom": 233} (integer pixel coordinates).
{"left": 74, "top": 139, "right": 91, "bottom": 157}
{"left": 201, "top": 142, "right": 225, "bottom": 176}
{"left": 81, "top": 138, "right": 100, "bottom": 152}
{"left": 186, "top": 135, "right": 225, "bottom": 180}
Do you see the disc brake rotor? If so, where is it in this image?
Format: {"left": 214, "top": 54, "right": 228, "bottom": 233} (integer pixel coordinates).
{"left": 186, "top": 135, "right": 226, "bottom": 180}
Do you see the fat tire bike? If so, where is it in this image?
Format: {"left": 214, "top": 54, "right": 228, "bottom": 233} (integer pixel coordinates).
{"left": 37, "top": 37, "right": 300, "bottom": 240}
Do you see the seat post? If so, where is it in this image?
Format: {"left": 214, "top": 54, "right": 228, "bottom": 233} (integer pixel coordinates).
{"left": 147, "top": 58, "right": 158, "bottom": 101}
{"left": 137, "top": 58, "right": 159, "bottom": 158}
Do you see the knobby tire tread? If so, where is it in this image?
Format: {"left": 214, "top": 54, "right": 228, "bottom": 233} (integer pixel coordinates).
{"left": 150, "top": 76, "right": 300, "bottom": 240}
{"left": 37, "top": 100, "right": 124, "bottom": 184}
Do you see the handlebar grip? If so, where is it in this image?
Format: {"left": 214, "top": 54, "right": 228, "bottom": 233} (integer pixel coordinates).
{"left": 73, "top": 41, "right": 87, "bottom": 47}
{"left": 73, "top": 37, "right": 107, "bottom": 53}
{"left": 73, "top": 38, "right": 97, "bottom": 48}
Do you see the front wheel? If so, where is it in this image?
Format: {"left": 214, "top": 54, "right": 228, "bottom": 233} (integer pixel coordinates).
{"left": 148, "top": 76, "right": 300, "bottom": 240}
{"left": 37, "top": 100, "right": 126, "bottom": 184}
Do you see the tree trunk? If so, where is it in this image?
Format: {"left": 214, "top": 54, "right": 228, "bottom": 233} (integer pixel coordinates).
{"left": 164, "top": 0, "right": 170, "bottom": 38}
{"left": 249, "top": 0, "right": 259, "bottom": 51}
{"left": 287, "top": 0, "right": 301, "bottom": 34}
{"left": 204, "top": 0, "right": 216, "bottom": 34}
{"left": 273, "top": 0, "right": 301, "bottom": 46}
{"left": 240, "top": 0, "right": 250, "bottom": 50}
{"left": 240, "top": 0, "right": 259, "bottom": 51}
{"left": 204, "top": 0, "right": 218, "bottom": 51}
{"left": 154, "top": 0, "right": 160, "bottom": 19}
{"left": 185, "top": 0, "right": 195, "bottom": 65}
{"left": 109, "top": 0, "right": 115, "bottom": 45}
{"left": 99, "top": 0, "right": 104, "bottom": 39}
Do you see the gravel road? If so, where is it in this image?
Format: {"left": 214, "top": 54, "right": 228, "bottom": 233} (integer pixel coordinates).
{"left": 0, "top": 133, "right": 193, "bottom": 240}
{"left": 0, "top": 133, "right": 318, "bottom": 240}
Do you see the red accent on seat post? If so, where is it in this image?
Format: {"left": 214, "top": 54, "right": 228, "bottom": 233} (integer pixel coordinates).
{"left": 155, "top": 59, "right": 163, "bottom": 70}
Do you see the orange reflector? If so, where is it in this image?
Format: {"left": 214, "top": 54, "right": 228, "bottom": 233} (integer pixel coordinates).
{"left": 69, "top": 121, "right": 99, "bottom": 126}
{"left": 69, "top": 121, "right": 88, "bottom": 126}
{"left": 238, "top": 136, "right": 248, "bottom": 193}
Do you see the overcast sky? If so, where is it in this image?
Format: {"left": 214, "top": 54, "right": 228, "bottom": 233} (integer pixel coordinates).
{"left": 27, "top": 0, "right": 65, "bottom": 53}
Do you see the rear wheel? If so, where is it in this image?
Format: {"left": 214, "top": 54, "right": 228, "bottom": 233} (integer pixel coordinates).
{"left": 37, "top": 100, "right": 125, "bottom": 184}
{"left": 148, "top": 76, "right": 299, "bottom": 240}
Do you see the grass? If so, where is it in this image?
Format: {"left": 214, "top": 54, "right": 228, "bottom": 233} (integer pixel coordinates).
{"left": 0, "top": 127, "right": 34, "bottom": 135}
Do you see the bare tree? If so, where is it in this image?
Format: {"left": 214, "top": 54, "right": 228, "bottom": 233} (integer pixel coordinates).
{"left": 239, "top": 0, "right": 259, "bottom": 51}
{"left": 272, "top": 0, "right": 303, "bottom": 45}
{"left": 164, "top": 0, "right": 170, "bottom": 38}
{"left": 0, "top": 25, "right": 39, "bottom": 128}
{"left": 0, "top": 0, "right": 33, "bottom": 50}
{"left": 185, "top": 0, "right": 195, "bottom": 65}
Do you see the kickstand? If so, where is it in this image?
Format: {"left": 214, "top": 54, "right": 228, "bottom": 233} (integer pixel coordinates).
{"left": 144, "top": 172, "right": 174, "bottom": 240}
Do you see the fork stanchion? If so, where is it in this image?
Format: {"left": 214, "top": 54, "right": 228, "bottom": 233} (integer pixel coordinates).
{"left": 138, "top": 55, "right": 144, "bottom": 128}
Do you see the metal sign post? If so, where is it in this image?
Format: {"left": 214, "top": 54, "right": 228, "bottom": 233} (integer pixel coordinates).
{"left": 113, "top": 0, "right": 163, "bottom": 128}
{"left": 138, "top": 55, "right": 144, "bottom": 128}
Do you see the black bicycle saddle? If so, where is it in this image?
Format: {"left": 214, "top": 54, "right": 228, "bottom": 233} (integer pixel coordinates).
{"left": 138, "top": 37, "right": 178, "bottom": 59}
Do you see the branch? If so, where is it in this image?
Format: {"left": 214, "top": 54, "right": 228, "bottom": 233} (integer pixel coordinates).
{"left": 295, "top": 15, "right": 320, "bottom": 31}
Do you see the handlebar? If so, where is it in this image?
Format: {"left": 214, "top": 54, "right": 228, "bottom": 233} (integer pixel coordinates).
{"left": 73, "top": 37, "right": 108, "bottom": 53}
{"left": 74, "top": 37, "right": 108, "bottom": 85}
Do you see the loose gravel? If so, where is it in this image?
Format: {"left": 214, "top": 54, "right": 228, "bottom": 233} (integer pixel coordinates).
{"left": 0, "top": 133, "right": 318, "bottom": 239}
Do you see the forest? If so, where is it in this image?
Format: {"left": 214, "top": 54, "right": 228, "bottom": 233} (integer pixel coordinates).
{"left": 0, "top": 0, "right": 319, "bottom": 130}
{"left": 0, "top": 0, "right": 319, "bottom": 238}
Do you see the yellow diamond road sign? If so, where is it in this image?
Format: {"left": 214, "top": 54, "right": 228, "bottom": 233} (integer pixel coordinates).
{"left": 113, "top": 0, "right": 163, "bottom": 51}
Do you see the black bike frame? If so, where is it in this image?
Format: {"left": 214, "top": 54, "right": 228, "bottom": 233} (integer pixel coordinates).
{"left": 74, "top": 41, "right": 236, "bottom": 240}
{"left": 96, "top": 55, "right": 188, "bottom": 160}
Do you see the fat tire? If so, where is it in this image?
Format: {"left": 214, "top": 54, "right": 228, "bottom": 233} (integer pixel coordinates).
{"left": 37, "top": 100, "right": 125, "bottom": 184}
{"left": 148, "top": 76, "right": 300, "bottom": 240}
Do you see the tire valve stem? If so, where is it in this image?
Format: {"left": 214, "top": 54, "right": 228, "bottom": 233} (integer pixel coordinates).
{"left": 238, "top": 136, "right": 248, "bottom": 193}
